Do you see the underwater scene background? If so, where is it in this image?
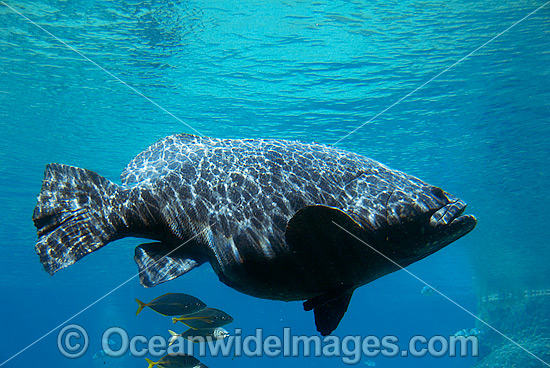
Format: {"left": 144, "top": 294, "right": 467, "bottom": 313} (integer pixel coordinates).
{"left": 0, "top": 0, "right": 549, "bottom": 367}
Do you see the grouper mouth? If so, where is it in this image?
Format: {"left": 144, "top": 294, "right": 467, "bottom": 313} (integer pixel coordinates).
{"left": 389, "top": 198, "right": 478, "bottom": 261}
{"left": 426, "top": 198, "right": 477, "bottom": 249}
{"left": 430, "top": 199, "right": 476, "bottom": 228}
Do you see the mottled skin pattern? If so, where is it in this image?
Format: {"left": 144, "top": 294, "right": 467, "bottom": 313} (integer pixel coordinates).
{"left": 33, "top": 134, "right": 476, "bottom": 333}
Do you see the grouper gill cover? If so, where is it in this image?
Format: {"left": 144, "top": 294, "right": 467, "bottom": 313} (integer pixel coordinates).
{"left": 33, "top": 134, "right": 476, "bottom": 335}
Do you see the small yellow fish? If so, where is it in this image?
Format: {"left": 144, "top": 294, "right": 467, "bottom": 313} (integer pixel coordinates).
{"left": 145, "top": 353, "right": 208, "bottom": 368}
{"left": 135, "top": 293, "right": 206, "bottom": 316}
{"left": 172, "top": 307, "right": 233, "bottom": 329}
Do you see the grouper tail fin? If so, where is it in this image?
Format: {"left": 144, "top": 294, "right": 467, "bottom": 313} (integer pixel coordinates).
{"left": 33, "top": 163, "right": 126, "bottom": 275}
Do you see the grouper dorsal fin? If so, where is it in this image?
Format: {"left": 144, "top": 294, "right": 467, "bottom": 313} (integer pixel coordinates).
{"left": 285, "top": 205, "right": 366, "bottom": 335}
{"left": 134, "top": 242, "right": 202, "bottom": 288}
{"left": 121, "top": 134, "right": 200, "bottom": 187}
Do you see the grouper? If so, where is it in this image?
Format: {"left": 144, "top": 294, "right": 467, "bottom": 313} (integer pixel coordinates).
{"left": 33, "top": 134, "right": 476, "bottom": 335}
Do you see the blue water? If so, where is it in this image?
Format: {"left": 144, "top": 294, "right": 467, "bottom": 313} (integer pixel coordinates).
{"left": 1, "top": 1, "right": 549, "bottom": 367}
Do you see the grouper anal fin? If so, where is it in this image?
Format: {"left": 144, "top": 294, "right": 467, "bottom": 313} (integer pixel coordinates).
{"left": 134, "top": 242, "right": 203, "bottom": 288}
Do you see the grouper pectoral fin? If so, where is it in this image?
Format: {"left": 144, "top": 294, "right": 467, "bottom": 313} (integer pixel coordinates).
{"left": 305, "top": 289, "right": 354, "bottom": 336}
{"left": 134, "top": 242, "right": 202, "bottom": 288}
{"left": 286, "top": 205, "right": 367, "bottom": 335}
{"left": 285, "top": 205, "right": 366, "bottom": 252}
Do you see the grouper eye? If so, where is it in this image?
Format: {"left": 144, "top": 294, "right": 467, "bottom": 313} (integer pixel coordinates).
{"left": 430, "top": 186, "right": 446, "bottom": 200}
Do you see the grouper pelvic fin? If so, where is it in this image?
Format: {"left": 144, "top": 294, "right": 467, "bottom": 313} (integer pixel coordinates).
{"left": 304, "top": 288, "right": 354, "bottom": 336}
{"left": 135, "top": 242, "right": 203, "bottom": 288}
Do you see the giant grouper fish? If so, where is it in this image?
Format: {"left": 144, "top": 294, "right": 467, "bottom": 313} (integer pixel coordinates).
{"left": 33, "top": 133, "right": 476, "bottom": 335}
